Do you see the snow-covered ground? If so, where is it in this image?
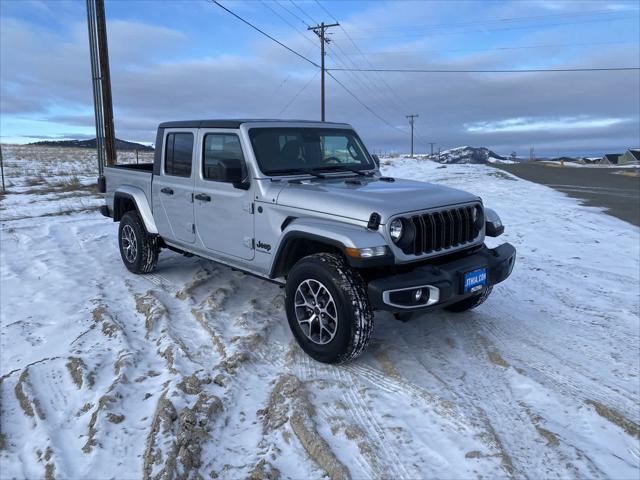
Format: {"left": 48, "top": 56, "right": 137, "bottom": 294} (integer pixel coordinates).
{"left": 1, "top": 147, "right": 639, "bottom": 479}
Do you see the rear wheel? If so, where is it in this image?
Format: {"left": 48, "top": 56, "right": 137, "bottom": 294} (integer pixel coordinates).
{"left": 118, "top": 210, "right": 159, "bottom": 274}
{"left": 285, "top": 253, "right": 374, "bottom": 364}
{"left": 445, "top": 286, "right": 493, "bottom": 312}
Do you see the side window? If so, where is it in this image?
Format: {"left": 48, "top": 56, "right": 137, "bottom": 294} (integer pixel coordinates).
{"left": 164, "top": 132, "right": 193, "bottom": 177}
{"left": 203, "top": 133, "right": 246, "bottom": 182}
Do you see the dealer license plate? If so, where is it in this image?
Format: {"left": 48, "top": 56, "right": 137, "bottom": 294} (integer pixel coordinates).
{"left": 463, "top": 268, "right": 487, "bottom": 293}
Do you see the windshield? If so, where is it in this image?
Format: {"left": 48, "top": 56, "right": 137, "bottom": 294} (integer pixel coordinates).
{"left": 249, "top": 128, "right": 374, "bottom": 175}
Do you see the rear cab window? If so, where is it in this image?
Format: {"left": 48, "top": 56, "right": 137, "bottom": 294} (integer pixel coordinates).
{"left": 164, "top": 132, "right": 194, "bottom": 177}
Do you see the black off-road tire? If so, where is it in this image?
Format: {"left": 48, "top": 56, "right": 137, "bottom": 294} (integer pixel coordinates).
{"left": 445, "top": 286, "right": 493, "bottom": 312}
{"left": 118, "top": 210, "right": 159, "bottom": 274}
{"left": 285, "top": 253, "right": 374, "bottom": 364}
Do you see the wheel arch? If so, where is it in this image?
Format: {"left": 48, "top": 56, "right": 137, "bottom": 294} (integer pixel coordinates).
{"left": 269, "top": 232, "right": 344, "bottom": 279}
{"left": 113, "top": 186, "right": 158, "bottom": 234}
{"left": 269, "top": 218, "right": 392, "bottom": 278}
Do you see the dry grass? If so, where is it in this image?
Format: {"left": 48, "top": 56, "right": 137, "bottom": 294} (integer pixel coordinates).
{"left": 21, "top": 176, "right": 98, "bottom": 196}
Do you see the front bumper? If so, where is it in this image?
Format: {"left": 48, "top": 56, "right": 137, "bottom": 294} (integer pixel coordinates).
{"left": 367, "top": 243, "right": 516, "bottom": 312}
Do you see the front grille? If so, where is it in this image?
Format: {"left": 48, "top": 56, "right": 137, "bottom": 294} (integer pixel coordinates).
{"left": 401, "top": 205, "right": 482, "bottom": 256}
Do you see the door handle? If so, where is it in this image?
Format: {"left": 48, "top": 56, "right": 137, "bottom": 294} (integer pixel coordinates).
{"left": 160, "top": 187, "right": 174, "bottom": 195}
{"left": 194, "top": 193, "right": 211, "bottom": 202}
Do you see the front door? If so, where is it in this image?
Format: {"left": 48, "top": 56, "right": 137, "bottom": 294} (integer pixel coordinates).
{"left": 194, "top": 130, "right": 255, "bottom": 260}
{"left": 153, "top": 129, "right": 196, "bottom": 244}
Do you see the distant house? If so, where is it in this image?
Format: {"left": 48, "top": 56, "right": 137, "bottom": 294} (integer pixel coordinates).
{"left": 599, "top": 153, "right": 620, "bottom": 165}
{"left": 618, "top": 149, "right": 640, "bottom": 165}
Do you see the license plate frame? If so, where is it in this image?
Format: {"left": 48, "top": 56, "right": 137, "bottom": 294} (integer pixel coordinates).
{"left": 463, "top": 267, "right": 487, "bottom": 294}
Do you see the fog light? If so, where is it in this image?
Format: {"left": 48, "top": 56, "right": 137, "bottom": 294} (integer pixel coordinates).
{"left": 413, "top": 288, "right": 423, "bottom": 302}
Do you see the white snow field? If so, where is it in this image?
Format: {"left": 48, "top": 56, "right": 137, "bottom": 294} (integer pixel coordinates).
{"left": 1, "top": 146, "right": 639, "bottom": 479}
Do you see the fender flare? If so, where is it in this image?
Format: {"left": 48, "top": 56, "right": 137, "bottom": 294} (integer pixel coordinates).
{"left": 269, "top": 218, "right": 392, "bottom": 277}
{"left": 113, "top": 186, "right": 158, "bottom": 234}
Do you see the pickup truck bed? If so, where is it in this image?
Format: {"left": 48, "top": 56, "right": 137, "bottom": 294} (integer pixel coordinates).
{"left": 104, "top": 163, "right": 156, "bottom": 233}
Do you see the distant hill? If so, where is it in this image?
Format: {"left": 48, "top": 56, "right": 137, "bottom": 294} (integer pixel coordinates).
{"left": 434, "top": 146, "right": 512, "bottom": 164}
{"left": 29, "top": 138, "right": 153, "bottom": 151}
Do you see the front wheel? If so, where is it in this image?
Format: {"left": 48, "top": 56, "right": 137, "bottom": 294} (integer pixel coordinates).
{"left": 285, "top": 253, "right": 374, "bottom": 364}
{"left": 118, "top": 210, "right": 159, "bottom": 274}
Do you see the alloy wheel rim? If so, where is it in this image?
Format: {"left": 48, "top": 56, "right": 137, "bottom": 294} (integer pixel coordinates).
{"left": 121, "top": 224, "right": 138, "bottom": 263}
{"left": 294, "top": 279, "right": 338, "bottom": 345}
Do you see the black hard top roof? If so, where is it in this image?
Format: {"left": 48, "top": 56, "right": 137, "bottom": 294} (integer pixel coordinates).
{"left": 158, "top": 119, "right": 350, "bottom": 129}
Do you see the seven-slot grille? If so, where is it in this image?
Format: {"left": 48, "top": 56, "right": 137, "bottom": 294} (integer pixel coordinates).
{"left": 401, "top": 205, "right": 481, "bottom": 256}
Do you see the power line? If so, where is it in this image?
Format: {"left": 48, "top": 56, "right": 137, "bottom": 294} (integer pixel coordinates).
{"left": 316, "top": 0, "right": 409, "bottom": 110}
{"left": 293, "top": 0, "right": 408, "bottom": 128}
{"left": 210, "top": 0, "right": 411, "bottom": 135}
{"left": 336, "top": 15, "right": 633, "bottom": 40}
{"left": 326, "top": 71, "right": 406, "bottom": 134}
{"left": 336, "top": 9, "right": 631, "bottom": 33}
{"left": 336, "top": 41, "right": 640, "bottom": 57}
{"left": 260, "top": 0, "right": 316, "bottom": 49}
{"left": 314, "top": 0, "right": 415, "bottom": 135}
{"left": 266, "top": 0, "right": 384, "bottom": 123}
{"left": 273, "top": 0, "right": 310, "bottom": 28}
{"left": 278, "top": 70, "right": 320, "bottom": 115}
{"left": 289, "top": 0, "right": 319, "bottom": 26}
{"left": 327, "top": 66, "right": 640, "bottom": 73}
{"left": 210, "top": 0, "right": 319, "bottom": 68}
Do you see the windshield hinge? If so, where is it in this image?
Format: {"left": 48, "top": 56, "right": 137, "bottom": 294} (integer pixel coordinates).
{"left": 243, "top": 237, "right": 254, "bottom": 249}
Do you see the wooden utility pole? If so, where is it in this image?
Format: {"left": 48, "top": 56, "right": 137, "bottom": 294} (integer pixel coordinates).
{"left": 0, "top": 145, "right": 5, "bottom": 193}
{"left": 87, "top": 0, "right": 116, "bottom": 176}
{"left": 308, "top": 22, "right": 339, "bottom": 122}
{"left": 429, "top": 142, "right": 435, "bottom": 158}
{"left": 406, "top": 114, "right": 419, "bottom": 157}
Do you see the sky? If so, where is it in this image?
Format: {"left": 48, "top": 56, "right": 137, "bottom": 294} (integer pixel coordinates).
{"left": 1, "top": 0, "right": 639, "bottom": 157}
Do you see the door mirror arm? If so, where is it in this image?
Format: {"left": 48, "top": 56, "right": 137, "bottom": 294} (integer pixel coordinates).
{"left": 233, "top": 180, "right": 250, "bottom": 190}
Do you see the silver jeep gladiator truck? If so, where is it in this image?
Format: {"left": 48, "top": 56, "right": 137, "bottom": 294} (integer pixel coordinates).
{"left": 101, "top": 119, "right": 515, "bottom": 363}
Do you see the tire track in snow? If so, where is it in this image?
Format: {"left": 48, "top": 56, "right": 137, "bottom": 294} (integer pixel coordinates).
{"left": 446, "top": 316, "right": 606, "bottom": 478}
{"left": 476, "top": 298, "right": 640, "bottom": 425}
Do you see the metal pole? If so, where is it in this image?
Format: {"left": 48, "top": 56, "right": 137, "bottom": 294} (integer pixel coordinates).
{"left": 86, "top": 0, "right": 105, "bottom": 176}
{"left": 95, "top": 0, "right": 116, "bottom": 165}
{"left": 320, "top": 22, "right": 325, "bottom": 121}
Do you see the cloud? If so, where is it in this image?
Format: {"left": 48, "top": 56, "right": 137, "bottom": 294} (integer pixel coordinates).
{"left": 1, "top": 1, "right": 639, "bottom": 156}
{"left": 465, "top": 116, "right": 629, "bottom": 133}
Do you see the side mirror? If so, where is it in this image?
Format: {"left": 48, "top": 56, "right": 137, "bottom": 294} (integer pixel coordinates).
{"left": 372, "top": 154, "right": 380, "bottom": 168}
{"left": 219, "top": 158, "right": 250, "bottom": 190}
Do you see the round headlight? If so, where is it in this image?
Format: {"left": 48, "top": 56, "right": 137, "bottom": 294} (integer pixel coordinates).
{"left": 390, "top": 218, "right": 403, "bottom": 242}
{"left": 474, "top": 205, "right": 484, "bottom": 228}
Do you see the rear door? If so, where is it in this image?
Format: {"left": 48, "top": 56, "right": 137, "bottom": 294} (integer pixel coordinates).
{"left": 152, "top": 129, "right": 196, "bottom": 244}
{"left": 194, "top": 129, "right": 255, "bottom": 260}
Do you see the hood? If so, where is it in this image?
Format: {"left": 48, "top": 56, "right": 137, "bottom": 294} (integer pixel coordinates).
{"left": 276, "top": 176, "right": 480, "bottom": 223}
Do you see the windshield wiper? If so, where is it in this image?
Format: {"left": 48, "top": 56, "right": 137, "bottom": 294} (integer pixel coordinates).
{"left": 266, "top": 168, "right": 326, "bottom": 179}
{"left": 313, "top": 165, "right": 373, "bottom": 176}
